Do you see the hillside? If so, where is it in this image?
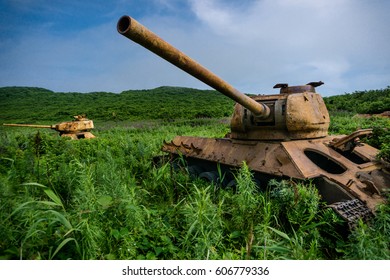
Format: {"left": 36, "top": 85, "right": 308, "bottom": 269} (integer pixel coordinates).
{"left": 1, "top": 86, "right": 389, "bottom": 123}
{"left": 323, "top": 86, "right": 390, "bottom": 114}
{"left": 0, "top": 86, "right": 234, "bottom": 123}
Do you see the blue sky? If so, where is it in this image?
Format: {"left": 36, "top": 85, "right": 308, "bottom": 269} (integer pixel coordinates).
{"left": 0, "top": 0, "right": 389, "bottom": 96}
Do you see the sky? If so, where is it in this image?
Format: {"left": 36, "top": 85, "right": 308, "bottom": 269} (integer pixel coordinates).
{"left": 0, "top": 0, "right": 389, "bottom": 96}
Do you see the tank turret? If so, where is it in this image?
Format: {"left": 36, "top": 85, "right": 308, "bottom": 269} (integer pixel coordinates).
{"left": 117, "top": 15, "right": 388, "bottom": 224}
{"left": 117, "top": 15, "right": 329, "bottom": 141}
{"left": 3, "top": 115, "right": 95, "bottom": 140}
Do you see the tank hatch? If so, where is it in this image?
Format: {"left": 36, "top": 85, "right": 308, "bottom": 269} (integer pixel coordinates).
{"left": 273, "top": 81, "right": 324, "bottom": 94}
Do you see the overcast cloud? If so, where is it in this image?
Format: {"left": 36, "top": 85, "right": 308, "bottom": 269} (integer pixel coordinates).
{"left": 0, "top": 0, "right": 389, "bottom": 96}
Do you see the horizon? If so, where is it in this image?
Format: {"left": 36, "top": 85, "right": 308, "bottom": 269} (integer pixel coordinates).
{"left": 1, "top": 84, "right": 389, "bottom": 97}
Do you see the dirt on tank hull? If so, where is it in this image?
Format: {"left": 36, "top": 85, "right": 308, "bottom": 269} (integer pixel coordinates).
{"left": 162, "top": 133, "right": 389, "bottom": 223}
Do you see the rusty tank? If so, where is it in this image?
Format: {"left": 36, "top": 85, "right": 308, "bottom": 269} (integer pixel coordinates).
{"left": 117, "top": 15, "right": 389, "bottom": 223}
{"left": 3, "top": 115, "right": 95, "bottom": 140}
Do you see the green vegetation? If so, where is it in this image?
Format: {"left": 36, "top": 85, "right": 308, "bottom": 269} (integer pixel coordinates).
{"left": 324, "top": 86, "right": 390, "bottom": 114}
{"left": 323, "top": 86, "right": 390, "bottom": 162}
{"left": 0, "top": 86, "right": 234, "bottom": 122}
{"left": 0, "top": 86, "right": 389, "bottom": 260}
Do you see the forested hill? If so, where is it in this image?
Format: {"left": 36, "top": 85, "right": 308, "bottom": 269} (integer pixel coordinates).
{"left": 0, "top": 86, "right": 234, "bottom": 122}
{"left": 0, "top": 86, "right": 389, "bottom": 122}
{"left": 323, "top": 86, "right": 390, "bottom": 114}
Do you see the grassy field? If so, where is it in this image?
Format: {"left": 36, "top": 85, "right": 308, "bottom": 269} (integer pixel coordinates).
{"left": 0, "top": 87, "right": 389, "bottom": 260}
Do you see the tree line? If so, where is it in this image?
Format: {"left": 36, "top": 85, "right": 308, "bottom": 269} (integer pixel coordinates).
{"left": 1, "top": 85, "right": 389, "bottom": 123}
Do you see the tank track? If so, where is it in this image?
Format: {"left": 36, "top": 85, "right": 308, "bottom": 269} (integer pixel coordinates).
{"left": 329, "top": 199, "right": 373, "bottom": 225}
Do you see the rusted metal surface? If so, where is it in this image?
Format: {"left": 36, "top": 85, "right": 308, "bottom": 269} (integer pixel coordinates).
{"left": 329, "top": 129, "right": 373, "bottom": 152}
{"left": 117, "top": 15, "right": 388, "bottom": 222}
{"left": 117, "top": 15, "right": 270, "bottom": 119}
{"left": 329, "top": 199, "right": 374, "bottom": 224}
{"left": 230, "top": 89, "right": 330, "bottom": 140}
{"left": 3, "top": 115, "right": 95, "bottom": 140}
{"left": 3, "top": 124, "right": 52, "bottom": 129}
{"left": 273, "top": 81, "right": 324, "bottom": 94}
{"left": 162, "top": 133, "right": 388, "bottom": 220}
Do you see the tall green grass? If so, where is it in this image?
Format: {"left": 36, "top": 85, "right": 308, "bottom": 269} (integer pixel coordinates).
{"left": 0, "top": 119, "right": 389, "bottom": 260}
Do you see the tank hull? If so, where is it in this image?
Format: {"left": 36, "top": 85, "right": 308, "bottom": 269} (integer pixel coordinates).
{"left": 116, "top": 15, "right": 388, "bottom": 224}
{"left": 162, "top": 134, "right": 388, "bottom": 223}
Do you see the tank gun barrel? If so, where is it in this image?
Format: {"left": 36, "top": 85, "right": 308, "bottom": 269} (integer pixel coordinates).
{"left": 117, "top": 15, "right": 270, "bottom": 118}
{"left": 3, "top": 123, "right": 53, "bottom": 129}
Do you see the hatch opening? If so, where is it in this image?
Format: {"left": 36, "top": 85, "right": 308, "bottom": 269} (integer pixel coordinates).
{"left": 304, "top": 149, "right": 346, "bottom": 174}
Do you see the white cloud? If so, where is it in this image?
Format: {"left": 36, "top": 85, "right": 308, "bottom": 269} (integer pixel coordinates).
{"left": 182, "top": 0, "right": 390, "bottom": 95}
